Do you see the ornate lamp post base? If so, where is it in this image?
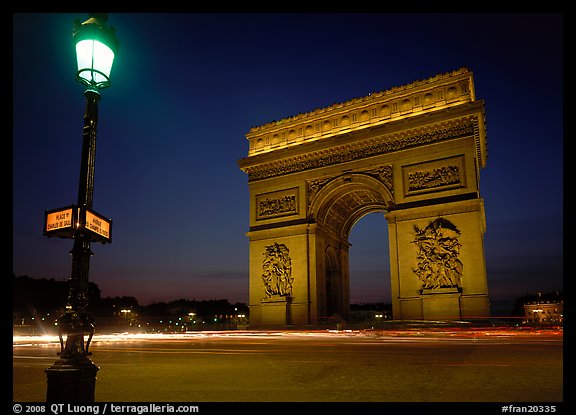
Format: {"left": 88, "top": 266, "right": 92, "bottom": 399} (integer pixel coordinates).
{"left": 46, "top": 357, "right": 99, "bottom": 402}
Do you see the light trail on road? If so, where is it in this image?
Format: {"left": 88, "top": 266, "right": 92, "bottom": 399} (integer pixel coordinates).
{"left": 13, "top": 327, "right": 563, "bottom": 403}
{"left": 13, "top": 326, "right": 563, "bottom": 348}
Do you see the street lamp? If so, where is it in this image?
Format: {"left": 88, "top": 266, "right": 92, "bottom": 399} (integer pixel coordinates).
{"left": 45, "top": 13, "right": 118, "bottom": 402}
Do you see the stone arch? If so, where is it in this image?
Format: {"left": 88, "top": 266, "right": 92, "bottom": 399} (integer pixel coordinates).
{"left": 239, "top": 68, "right": 490, "bottom": 326}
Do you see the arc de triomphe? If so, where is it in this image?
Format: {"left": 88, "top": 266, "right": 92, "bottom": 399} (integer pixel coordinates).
{"left": 238, "top": 68, "right": 490, "bottom": 326}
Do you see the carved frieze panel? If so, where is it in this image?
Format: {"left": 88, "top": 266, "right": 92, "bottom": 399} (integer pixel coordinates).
{"left": 402, "top": 155, "right": 466, "bottom": 197}
{"left": 261, "top": 242, "right": 293, "bottom": 300}
{"left": 255, "top": 188, "right": 299, "bottom": 221}
{"left": 245, "top": 121, "right": 474, "bottom": 182}
{"left": 411, "top": 218, "right": 463, "bottom": 290}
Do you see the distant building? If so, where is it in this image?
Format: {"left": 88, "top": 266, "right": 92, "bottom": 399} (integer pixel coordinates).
{"left": 523, "top": 292, "right": 563, "bottom": 325}
{"left": 349, "top": 303, "right": 392, "bottom": 326}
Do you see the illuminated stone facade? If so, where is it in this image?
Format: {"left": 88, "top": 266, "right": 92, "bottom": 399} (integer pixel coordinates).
{"left": 524, "top": 300, "right": 563, "bottom": 325}
{"left": 238, "top": 68, "right": 490, "bottom": 325}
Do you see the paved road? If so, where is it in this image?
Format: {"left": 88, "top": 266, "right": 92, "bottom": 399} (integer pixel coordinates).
{"left": 13, "top": 328, "right": 563, "bottom": 403}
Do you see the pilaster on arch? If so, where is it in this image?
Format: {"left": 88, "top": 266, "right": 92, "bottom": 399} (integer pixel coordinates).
{"left": 308, "top": 173, "right": 394, "bottom": 240}
{"left": 325, "top": 245, "right": 340, "bottom": 272}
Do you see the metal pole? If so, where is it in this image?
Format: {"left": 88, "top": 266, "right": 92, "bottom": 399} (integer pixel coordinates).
{"left": 45, "top": 89, "right": 101, "bottom": 402}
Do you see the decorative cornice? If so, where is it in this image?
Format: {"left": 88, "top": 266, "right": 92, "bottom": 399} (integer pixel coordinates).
{"left": 244, "top": 68, "right": 475, "bottom": 156}
{"left": 244, "top": 116, "right": 477, "bottom": 182}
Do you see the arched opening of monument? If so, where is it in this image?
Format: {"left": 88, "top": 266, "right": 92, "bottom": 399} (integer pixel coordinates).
{"left": 348, "top": 212, "right": 391, "bottom": 311}
{"left": 310, "top": 173, "right": 394, "bottom": 323}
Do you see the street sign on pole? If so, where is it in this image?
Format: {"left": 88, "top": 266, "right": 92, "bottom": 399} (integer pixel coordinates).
{"left": 44, "top": 206, "right": 78, "bottom": 239}
{"left": 44, "top": 205, "right": 112, "bottom": 243}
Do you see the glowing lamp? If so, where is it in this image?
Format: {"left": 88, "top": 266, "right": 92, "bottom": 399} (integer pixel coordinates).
{"left": 73, "top": 13, "right": 119, "bottom": 90}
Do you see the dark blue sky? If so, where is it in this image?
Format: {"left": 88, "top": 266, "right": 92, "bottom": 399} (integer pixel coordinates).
{"left": 12, "top": 13, "right": 563, "bottom": 314}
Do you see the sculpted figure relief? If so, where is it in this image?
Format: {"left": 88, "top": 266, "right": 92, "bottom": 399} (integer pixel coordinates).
{"left": 412, "top": 218, "right": 463, "bottom": 289}
{"left": 262, "top": 243, "right": 293, "bottom": 298}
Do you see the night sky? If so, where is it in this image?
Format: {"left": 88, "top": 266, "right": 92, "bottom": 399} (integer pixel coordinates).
{"left": 12, "top": 13, "right": 563, "bottom": 315}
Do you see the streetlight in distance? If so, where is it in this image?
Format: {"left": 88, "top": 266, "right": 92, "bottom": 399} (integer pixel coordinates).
{"left": 44, "top": 13, "right": 119, "bottom": 402}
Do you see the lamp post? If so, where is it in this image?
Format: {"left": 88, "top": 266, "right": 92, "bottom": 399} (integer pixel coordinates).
{"left": 45, "top": 13, "right": 118, "bottom": 402}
